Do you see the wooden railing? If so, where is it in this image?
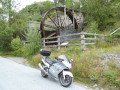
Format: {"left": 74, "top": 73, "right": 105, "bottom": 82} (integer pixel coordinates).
{"left": 110, "top": 27, "right": 120, "bottom": 35}
{"left": 42, "top": 32, "right": 106, "bottom": 51}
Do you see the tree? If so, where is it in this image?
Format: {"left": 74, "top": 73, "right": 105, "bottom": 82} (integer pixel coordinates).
{"left": 0, "top": 0, "right": 19, "bottom": 26}
{"left": 80, "top": 0, "right": 113, "bottom": 30}
{"left": 0, "top": 0, "right": 27, "bottom": 50}
{"left": 0, "top": 20, "right": 13, "bottom": 50}
{"left": 10, "top": 11, "right": 28, "bottom": 38}
{"left": 20, "top": 1, "right": 54, "bottom": 21}
{"left": 54, "top": 0, "right": 65, "bottom": 5}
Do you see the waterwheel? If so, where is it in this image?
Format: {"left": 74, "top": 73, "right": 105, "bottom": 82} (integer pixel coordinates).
{"left": 40, "top": 7, "right": 84, "bottom": 46}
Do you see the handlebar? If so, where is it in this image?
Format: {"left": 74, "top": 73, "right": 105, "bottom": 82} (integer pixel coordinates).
{"left": 55, "top": 57, "right": 64, "bottom": 62}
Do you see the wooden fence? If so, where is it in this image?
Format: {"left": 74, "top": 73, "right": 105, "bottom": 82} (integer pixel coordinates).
{"left": 42, "top": 32, "right": 106, "bottom": 51}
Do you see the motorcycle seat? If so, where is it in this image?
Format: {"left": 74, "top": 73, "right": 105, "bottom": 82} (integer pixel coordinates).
{"left": 45, "top": 57, "right": 53, "bottom": 65}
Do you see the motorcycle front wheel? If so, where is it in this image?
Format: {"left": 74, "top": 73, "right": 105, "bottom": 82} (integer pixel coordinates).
{"left": 59, "top": 75, "right": 73, "bottom": 87}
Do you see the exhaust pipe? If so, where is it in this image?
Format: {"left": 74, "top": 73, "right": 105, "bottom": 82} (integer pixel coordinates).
{"left": 38, "top": 63, "right": 48, "bottom": 75}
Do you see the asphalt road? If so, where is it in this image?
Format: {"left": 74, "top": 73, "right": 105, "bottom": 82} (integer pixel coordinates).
{"left": 0, "top": 56, "right": 90, "bottom": 90}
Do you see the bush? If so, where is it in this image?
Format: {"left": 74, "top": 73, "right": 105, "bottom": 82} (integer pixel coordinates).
{"left": 11, "top": 48, "right": 25, "bottom": 57}
{"left": 24, "top": 29, "right": 41, "bottom": 57}
{"left": 11, "top": 37, "right": 22, "bottom": 50}
{"left": 88, "top": 21, "right": 99, "bottom": 33}
{"left": 105, "top": 35, "right": 117, "bottom": 43}
{"left": 0, "top": 24, "right": 13, "bottom": 50}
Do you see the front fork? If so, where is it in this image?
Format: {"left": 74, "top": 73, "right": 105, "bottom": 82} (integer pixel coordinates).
{"left": 62, "top": 70, "right": 73, "bottom": 79}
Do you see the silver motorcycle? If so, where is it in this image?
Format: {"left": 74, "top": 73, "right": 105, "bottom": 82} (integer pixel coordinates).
{"left": 38, "top": 49, "right": 73, "bottom": 87}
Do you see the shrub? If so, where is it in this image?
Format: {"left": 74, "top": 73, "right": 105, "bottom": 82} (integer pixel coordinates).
{"left": 24, "top": 29, "right": 41, "bottom": 57}
{"left": 11, "top": 48, "right": 25, "bottom": 57}
{"left": 105, "top": 35, "right": 117, "bottom": 43}
{"left": 0, "top": 25, "right": 13, "bottom": 50}
{"left": 11, "top": 37, "right": 22, "bottom": 50}
{"left": 88, "top": 21, "right": 99, "bottom": 33}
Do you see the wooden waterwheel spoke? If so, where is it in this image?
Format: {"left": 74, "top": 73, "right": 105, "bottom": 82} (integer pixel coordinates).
{"left": 60, "top": 17, "right": 65, "bottom": 27}
{"left": 59, "top": 14, "right": 64, "bottom": 27}
{"left": 55, "top": 9, "right": 60, "bottom": 26}
{"left": 48, "top": 15, "right": 59, "bottom": 28}
{"left": 47, "top": 32, "right": 56, "bottom": 38}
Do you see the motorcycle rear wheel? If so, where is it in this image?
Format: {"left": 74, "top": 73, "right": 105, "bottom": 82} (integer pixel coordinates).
{"left": 41, "top": 67, "right": 48, "bottom": 78}
{"left": 59, "top": 75, "right": 73, "bottom": 87}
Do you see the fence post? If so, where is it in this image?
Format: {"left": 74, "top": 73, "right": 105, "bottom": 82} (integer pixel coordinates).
{"left": 94, "top": 33, "right": 97, "bottom": 44}
{"left": 23, "top": 41, "right": 25, "bottom": 46}
{"left": 43, "top": 38, "right": 45, "bottom": 47}
{"left": 64, "top": 5, "right": 66, "bottom": 27}
{"left": 81, "top": 32, "right": 85, "bottom": 51}
{"left": 58, "top": 36, "right": 60, "bottom": 49}
{"left": 72, "top": 10, "right": 75, "bottom": 29}
{"left": 100, "top": 35, "right": 105, "bottom": 41}
{"left": 102, "top": 35, "right": 105, "bottom": 40}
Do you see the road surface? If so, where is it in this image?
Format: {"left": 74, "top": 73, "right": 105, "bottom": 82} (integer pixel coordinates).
{"left": 0, "top": 56, "right": 91, "bottom": 90}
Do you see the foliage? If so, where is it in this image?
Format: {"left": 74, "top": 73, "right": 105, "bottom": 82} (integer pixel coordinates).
{"left": 24, "top": 29, "right": 41, "bottom": 57}
{"left": 0, "top": 0, "right": 19, "bottom": 25}
{"left": 104, "top": 69, "right": 117, "bottom": 83}
{"left": 54, "top": 0, "right": 65, "bottom": 5}
{"left": 11, "top": 12, "right": 28, "bottom": 38}
{"left": 81, "top": 0, "right": 113, "bottom": 30}
{"left": 11, "top": 47, "right": 25, "bottom": 57}
{"left": 20, "top": 1, "right": 54, "bottom": 21}
{"left": 11, "top": 37, "right": 22, "bottom": 50}
{"left": 88, "top": 21, "right": 99, "bottom": 33}
{"left": 1, "top": 0, "right": 28, "bottom": 38}
{"left": 0, "top": 20, "right": 13, "bottom": 50}
{"left": 105, "top": 35, "right": 116, "bottom": 43}
{"left": 105, "top": 33, "right": 120, "bottom": 44}
{"left": 113, "top": 30, "right": 120, "bottom": 37}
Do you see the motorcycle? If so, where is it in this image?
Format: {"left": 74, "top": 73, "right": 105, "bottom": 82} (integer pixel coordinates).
{"left": 38, "top": 49, "right": 73, "bottom": 87}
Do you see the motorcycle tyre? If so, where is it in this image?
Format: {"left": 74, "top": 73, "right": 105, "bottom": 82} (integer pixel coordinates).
{"left": 59, "top": 75, "right": 73, "bottom": 87}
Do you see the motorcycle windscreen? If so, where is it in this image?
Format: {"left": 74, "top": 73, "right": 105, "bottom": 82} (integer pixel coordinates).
{"left": 58, "top": 55, "right": 70, "bottom": 62}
